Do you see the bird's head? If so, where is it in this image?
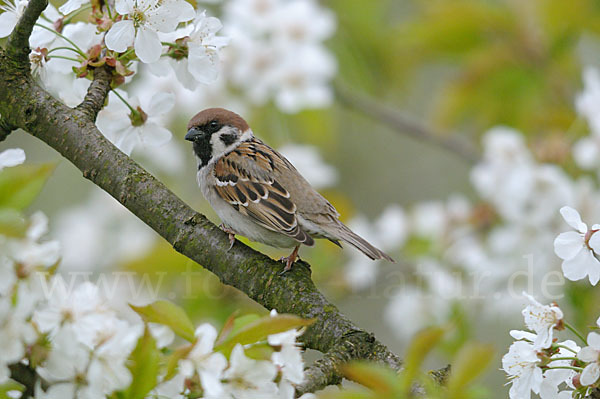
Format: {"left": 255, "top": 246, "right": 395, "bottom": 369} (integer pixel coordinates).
{"left": 186, "top": 108, "right": 253, "bottom": 169}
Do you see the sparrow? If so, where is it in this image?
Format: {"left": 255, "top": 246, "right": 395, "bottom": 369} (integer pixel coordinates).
{"left": 185, "top": 108, "right": 395, "bottom": 272}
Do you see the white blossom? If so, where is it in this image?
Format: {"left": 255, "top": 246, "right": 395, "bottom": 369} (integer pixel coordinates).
{"left": 268, "top": 328, "right": 304, "bottom": 385}
{"left": 86, "top": 320, "right": 143, "bottom": 394}
{"left": 96, "top": 90, "right": 174, "bottom": 155}
{"left": 222, "top": 344, "right": 278, "bottom": 399}
{"left": 0, "top": 148, "right": 25, "bottom": 171}
{"left": 554, "top": 206, "right": 600, "bottom": 285}
{"left": 0, "top": 0, "right": 28, "bottom": 38}
{"left": 541, "top": 340, "right": 581, "bottom": 399}
{"left": 105, "top": 0, "right": 194, "bottom": 63}
{"left": 502, "top": 340, "right": 543, "bottom": 399}
{"left": 179, "top": 323, "right": 227, "bottom": 398}
{"left": 58, "top": 0, "right": 86, "bottom": 15}
{"left": 578, "top": 328, "right": 600, "bottom": 386}
{"left": 521, "top": 293, "right": 563, "bottom": 349}
{"left": 185, "top": 11, "right": 229, "bottom": 85}
{"left": 576, "top": 67, "right": 600, "bottom": 137}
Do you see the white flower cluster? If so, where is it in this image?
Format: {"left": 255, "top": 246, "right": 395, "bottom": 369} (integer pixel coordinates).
{"left": 342, "top": 66, "right": 600, "bottom": 343}
{"left": 554, "top": 206, "right": 600, "bottom": 285}
{"left": 175, "top": 310, "right": 312, "bottom": 399}
{"left": 0, "top": 0, "right": 229, "bottom": 157}
{"left": 573, "top": 67, "right": 600, "bottom": 171}
{"left": 502, "top": 287, "right": 600, "bottom": 398}
{"left": 1, "top": 216, "right": 312, "bottom": 399}
{"left": 222, "top": 0, "right": 337, "bottom": 113}
{"left": 34, "top": 282, "right": 145, "bottom": 398}
{"left": 0, "top": 0, "right": 339, "bottom": 166}
{"left": 0, "top": 209, "right": 58, "bottom": 386}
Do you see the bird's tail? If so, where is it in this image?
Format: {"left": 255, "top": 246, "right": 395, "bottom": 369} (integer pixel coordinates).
{"left": 336, "top": 223, "right": 395, "bottom": 262}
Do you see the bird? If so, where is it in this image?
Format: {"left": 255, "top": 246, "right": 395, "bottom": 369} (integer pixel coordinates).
{"left": 185, "top": 108, "right": 395, "bottom": 272}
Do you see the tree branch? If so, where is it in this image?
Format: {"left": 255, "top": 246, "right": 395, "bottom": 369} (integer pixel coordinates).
{"left": 296, "top": 331, "right": 401, "bottom": 396}
{"left": 75, "top": 65, "right": 113, "bottom": 122}
{"left": 6, "top": 0, "right": 48, "bottom": 64}
{"left": 0, "top": 116, "right": 16, "bottom": 142}
{"left": 334, "top": 83, "right": 480, "bottom": 164}
{"left": 0, "top": 14, "right": 402, "bottom": 395}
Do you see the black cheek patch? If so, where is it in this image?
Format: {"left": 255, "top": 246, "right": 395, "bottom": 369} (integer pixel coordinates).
{"left": 220, "top": 133, "right": 237, "bottom": 146}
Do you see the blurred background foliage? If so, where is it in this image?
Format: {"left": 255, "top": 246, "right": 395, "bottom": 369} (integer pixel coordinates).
{"left": 4, "top": 0, "right": 600, "bottom": 397}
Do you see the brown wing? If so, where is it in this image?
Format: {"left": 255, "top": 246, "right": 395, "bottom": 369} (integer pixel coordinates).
{"left": 213, "top": 140, "right": 314, "bottom": 246}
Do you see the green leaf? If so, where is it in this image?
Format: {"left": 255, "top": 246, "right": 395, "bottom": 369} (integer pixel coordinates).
{"left": 0, "top": 380, "right": 25, "bottom": 396}
{"left": 243, "top": 343, "right": 275, "bottom": 361}
{"left": 342, "top": 361, "right": 398, "bottom": 394}
{"left": 130, "top": 300, "right": 195, "bottom": 342}
{"left": 123, "top": 327, "right": 161, "bottom": 399}
{"left": 215, "top": 310, "right": 239, "bottom": 346}
{"left": 228, "top": 314, "right": 260, "bottom": 336}
{"left": 0, "top": 163, "right": 56, "bottom": 210}
{"left": 446, "top": 343, "right": 495, "bottom": 398}
{"left": 0, "top": 209, "right": 26, "bottom": 237}
{"left": 215, "top": 314, "right": 314, "bottom": 356}
{"left": 399, "top": 326, "right": 446, "bottom": 393}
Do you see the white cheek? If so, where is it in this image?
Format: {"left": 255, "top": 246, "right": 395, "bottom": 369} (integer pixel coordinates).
{"left": 210, "top": 131, "right": 229, "bottom": 157}
{"left": 209, "top": 127, "right": 254, "bottom": 158}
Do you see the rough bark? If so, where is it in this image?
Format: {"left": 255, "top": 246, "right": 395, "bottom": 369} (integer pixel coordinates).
{"left": 0, "top": 0, "right": 408, "bottom": 395}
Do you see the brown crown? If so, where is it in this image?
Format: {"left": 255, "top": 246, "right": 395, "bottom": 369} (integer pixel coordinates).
{"left": 187, "top": 108, "right": 250, "bottom": 132}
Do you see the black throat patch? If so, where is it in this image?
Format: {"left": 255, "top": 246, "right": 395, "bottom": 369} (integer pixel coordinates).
{"left": 193, "top": 137, "right": 212, "bottom": 169}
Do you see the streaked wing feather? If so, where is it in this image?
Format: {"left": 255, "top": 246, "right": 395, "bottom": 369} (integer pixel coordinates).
{"left": 213, "top": 141, "right": 313, "bottom": 245}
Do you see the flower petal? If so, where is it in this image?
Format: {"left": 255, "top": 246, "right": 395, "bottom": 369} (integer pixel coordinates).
{"left": 554, "top": 231, "right": 584, "bottom": 260}
{"left": 581, "top": 363, "right": 600, "bottom": 386}
{"left": 510, "top": 330, "right": 537, "bottom": 342}
{"left": 0, "top": 148, "right": 26, "bottom": 170}
{"left": 134, "top": 27, "right": 162, "bottom": 63}
{"left": 560, "top": 206, "right": 587, "bottom": 233}
{"left": 58, "top": 0, "right": 84, "bottom": 15}
{"left": 138, "top": 123, "right": 171, "bottom": 147}
{"left": 589, "top": 332, "right": 600, "bottom": 350}
{"left": 562, "top": 248, "right": 600, "bottom": 282}
{"left": 105, "top": 20, "right": 135, "bottom": 53}
{"left": 114, "top": 0, "right": 134, "bottom": 15}
{"left": 589, "top": 231, "right": 600, "bottom": 255}
{"left": 146, "top": 91, "right": 174, "bottom": 115}
{"left": 0, "top": 12, "right": 18, "bottom": 38}
{"left": 578, "top": 346, "right": 599, "bottom": 362}
{"left": 188, "top": 44, "right": 219, "bottom": 84}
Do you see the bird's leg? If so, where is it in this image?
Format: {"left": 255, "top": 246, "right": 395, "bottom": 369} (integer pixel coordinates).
{"left": 279, "top": 245, "right": 300, "bottom": 274}
{"left": 219, "top": 223, "right": 236, "bottom": 250}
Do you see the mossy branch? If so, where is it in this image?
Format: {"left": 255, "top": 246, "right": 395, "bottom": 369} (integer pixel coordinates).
{"left": 0, "top": 117, "right": 15, "bottom": 142}
{"left": 76, "top": 65, "right": 113, "bottom": 122}
{"left": 6, "top": 0, "right": 48, "bottom": 64}
{"left": 0, "top": 0, "right": 402, "bottom": 394}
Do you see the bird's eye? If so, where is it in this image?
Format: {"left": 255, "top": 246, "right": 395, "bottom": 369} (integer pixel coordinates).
{"left": 204, "top": 120, "right": 221, "bottom": 134}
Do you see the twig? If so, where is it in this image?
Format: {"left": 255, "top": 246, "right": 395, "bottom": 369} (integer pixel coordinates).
{"left": 6, "top": 0, "right": 48, "bottom": 64}
{"left": 76, "top": 65, "right": 113, "bottom": 122}
{"left": 8, "top": 363, "right": 42, "bottom": 398}
{"left": 334, "top": 83, "right": 480, "bottom": 164}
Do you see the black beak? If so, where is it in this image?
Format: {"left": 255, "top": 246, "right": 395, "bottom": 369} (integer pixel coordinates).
{"left": 185, "top": 127, "right": 203, "bottom": 141}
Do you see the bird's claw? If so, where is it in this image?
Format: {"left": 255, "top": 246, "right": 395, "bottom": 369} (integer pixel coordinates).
{"left": 278, "top": 257, "right": 294, "bottom": 275}
{"left": 278, "top": 245, "right": 300, "bottom": 275}
{"left": 219, "top": 223, "right": 236, "bottom": 250}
